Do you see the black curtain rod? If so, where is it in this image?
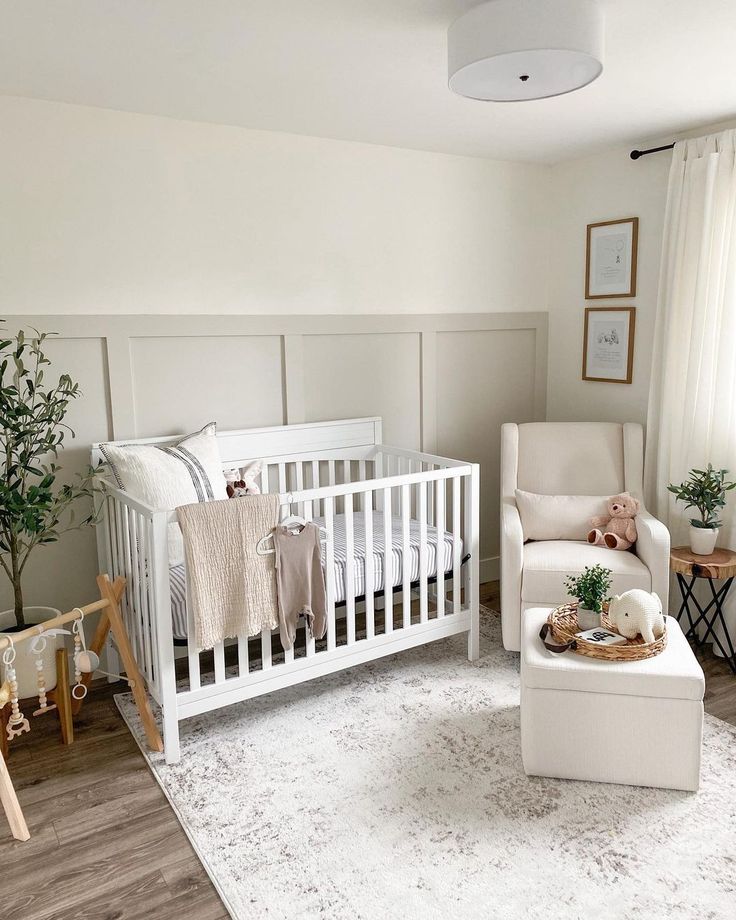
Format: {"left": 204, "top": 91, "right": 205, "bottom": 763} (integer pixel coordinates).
{"left": 630, "top": 143, "right": 675, "bottom": 160}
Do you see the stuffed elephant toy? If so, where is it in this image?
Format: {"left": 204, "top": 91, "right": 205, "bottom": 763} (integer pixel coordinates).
{"left": 608, "top": 589, "right": 665, "bottom": 643}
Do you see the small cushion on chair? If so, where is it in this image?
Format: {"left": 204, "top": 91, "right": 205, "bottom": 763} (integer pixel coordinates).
{"left": 521, "top": 541, "right": 651, "bottom": 605}
{"left": 515, "top": 491, "right": 609, "bottom": 541}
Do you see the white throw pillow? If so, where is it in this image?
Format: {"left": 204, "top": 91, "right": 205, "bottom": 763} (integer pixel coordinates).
{"left": 99, "top": 422, "right": 228, "bottom": 565}
{"left": 514, "top": 490, "right": 610, "bottom": 542}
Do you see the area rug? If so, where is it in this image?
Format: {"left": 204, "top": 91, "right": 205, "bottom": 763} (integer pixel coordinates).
{"left": 116, "top": 609, "right": 736, "bottom": 920}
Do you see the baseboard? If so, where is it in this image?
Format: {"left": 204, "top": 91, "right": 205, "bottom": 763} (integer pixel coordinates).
{"left": 480, "top": 556, "right": 499, "bottom": 584}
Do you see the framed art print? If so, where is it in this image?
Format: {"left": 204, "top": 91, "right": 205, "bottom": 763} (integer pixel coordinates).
{"left": 585, "top": 217, "right": 638, "bottom": 298}
{"left": 582, "top": 307, "right": 636, "bottom": 384}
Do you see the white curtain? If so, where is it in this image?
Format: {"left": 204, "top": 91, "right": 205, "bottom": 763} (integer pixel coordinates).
{"left": 645, "top": 128, "right": 736, "bottom": 644}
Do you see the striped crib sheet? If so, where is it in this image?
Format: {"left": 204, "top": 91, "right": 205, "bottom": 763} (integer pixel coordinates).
{"left": 169, "top": 511, "right": 461, "bottom": 640}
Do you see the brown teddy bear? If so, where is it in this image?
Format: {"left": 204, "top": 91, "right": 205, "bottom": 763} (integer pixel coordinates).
{"left": 587, "top": 493, "right": 640, "bottom": 550}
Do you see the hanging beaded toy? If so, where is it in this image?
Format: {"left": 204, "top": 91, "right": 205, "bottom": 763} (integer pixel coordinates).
{"left": 71, "top": 609, "right": 89, "bottom": 701}
{"left": 2, "top": 640, "right": 30, "bottom": 741}
{"left": 29, "top": 630, "right": 57, "bottom": 717}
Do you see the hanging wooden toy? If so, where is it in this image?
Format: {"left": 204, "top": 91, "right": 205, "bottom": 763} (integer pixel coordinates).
{"left": 71, "top": 609, "right": 88, "bottom": 701}
{"left": 71, "top": 609, "right": 133, "bottom": 700}
{"left": 29, "top": 631, "right": 57, "bottom": 717}
{"left": 2, "top": 640, "right": 30, "bottom": 741}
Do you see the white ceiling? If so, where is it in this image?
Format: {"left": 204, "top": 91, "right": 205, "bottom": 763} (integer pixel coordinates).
{"left": 1, "top": 0, "right": 735, "bottom": 164}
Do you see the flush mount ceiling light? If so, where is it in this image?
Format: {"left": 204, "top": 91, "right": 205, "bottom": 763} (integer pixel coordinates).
{"left": 448, "top": 0, "right": 604, "bottom": 102}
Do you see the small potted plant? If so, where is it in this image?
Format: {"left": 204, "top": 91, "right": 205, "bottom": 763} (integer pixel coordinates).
{"left": 667, "top": 464, "right": 736, "bottom": 556}
{"left": 0, "top": 326, "right": 99, "bottom": 698}
{"left": 565, "top": 565, "right": 613, "bottom": 630}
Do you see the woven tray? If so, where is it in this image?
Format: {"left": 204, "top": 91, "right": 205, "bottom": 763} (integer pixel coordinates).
{"left": 545, "top": 602, "right": 667, "bottom": 661}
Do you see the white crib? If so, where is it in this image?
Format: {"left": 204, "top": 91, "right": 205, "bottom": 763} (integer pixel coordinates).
{"left": 92, "top": 417, "right": 480, "bottom": 763}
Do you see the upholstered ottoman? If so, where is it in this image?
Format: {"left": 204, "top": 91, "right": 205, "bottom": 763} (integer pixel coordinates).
{"left": 521, "top": 608, "right": 705, "bottom": 791}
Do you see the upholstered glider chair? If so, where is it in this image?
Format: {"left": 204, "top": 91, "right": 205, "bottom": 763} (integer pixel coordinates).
{"left": 500, "top": 422, "right": 670, "bottom": 652}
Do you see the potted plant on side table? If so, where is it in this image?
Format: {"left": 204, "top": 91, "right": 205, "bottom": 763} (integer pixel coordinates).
{"left": 668, "top": 464, "right": 736, "bottom": 556}
{"left": 565, "top": 565, "right": 613, "bottom": 630}
{"left": 0, "top": 326, "right": 99, "bottom": 698}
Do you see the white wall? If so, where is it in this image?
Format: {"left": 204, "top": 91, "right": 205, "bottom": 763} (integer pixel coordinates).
{"left": 0, "top": 95, "right": 550, "bottom": 317}
{"left": 0, "top": 95, "right": 553, "bottom": 614}
{"left": 546, "top": 145, "right": 670, "bottom": 425}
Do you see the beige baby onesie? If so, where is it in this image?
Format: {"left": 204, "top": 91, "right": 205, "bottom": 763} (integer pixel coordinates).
{"left": 273, "top": 523, "right": 328, "bottom": 651}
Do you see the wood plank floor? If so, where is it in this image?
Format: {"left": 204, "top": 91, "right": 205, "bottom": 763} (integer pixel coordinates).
{"left": 1, "top": 581, "right": 734, "bottom": 919}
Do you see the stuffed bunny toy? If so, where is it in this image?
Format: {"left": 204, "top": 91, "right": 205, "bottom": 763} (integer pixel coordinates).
{"left": 608, "top": 589, "right": 665, "bottom": 643}
{"left": 587, "top": 492, "right": 640, "bottom": 550}
{"left": 225, "top": 460, "right": 263, "bottom": 498}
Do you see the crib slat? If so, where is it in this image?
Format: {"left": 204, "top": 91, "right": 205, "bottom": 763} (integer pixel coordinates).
{"left": 130, "top": 512, "right": 151, "bottom": 679}
{"left": 325, "top": 496, "right": 336, "bottom": 651}
{"left": 214, "top": 642, "right": 226, "bottom": 683}
{"left": 304, "top": 499, "right": 322, "bottom": 658}
{"left": 364, "top": 492, "right": 375, "bottom": 640}
{"left": 112, "top": 498, "right": 124, "bottom": 582}
{"left": 453, "top": 476, "right": 461, "bottom": 616}
{"left": 305, "top": 494, "right": 316, "bottom": 657}
{"left": 419, "top": 481, "right": 428, "bottom": 623}
{"left": 237, "top": 633, "right": 249, "bottom": 677}
{"left": 137, "top": 513, "right": 154, "bottom": 680}
{"left": 135, "top": 511, "right": 154, "bottom": 682}
{"left": 401, "top": 483, "right": 411, "bottom": 629}
{"left": 278, "top": 463, "right": 286, "bottom": 495}
{"left": 345, "top": 493, "right": 356, "bottom": 645}
{"left": 311, "top": 460, "right": 320, "bottom": 514}
{"left": 120, "top": 504, "right": 139, "bottom": 657}
{"left": 436, "top": 478, "right": 446, "bottom": 617}
{"left": 185, "top": 564, "right": 201, "bottom": 692}
{"left": 144, "top": 517, "right": 162, "bottom": 688}
{"left": 383, "top": 488, "right": 393, "bottom": 633}
{"left": 295, "top": 462, "right": 304, "bottom": 518}
{"left": 261, "top": 629, "right": 272, "bottom": 670}
{"left": 358, "top": 461, "right": 366, "bottom": 511}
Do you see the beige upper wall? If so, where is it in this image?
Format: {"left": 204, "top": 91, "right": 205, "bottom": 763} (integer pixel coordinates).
{"left": 546, "top": 145, "right": 670, "bottom": 425}
{"left": 546, "top": 118, "right": 736, "bottom": 427}
{"left": 0, "top": 95, "right": 551, "bottom": 317}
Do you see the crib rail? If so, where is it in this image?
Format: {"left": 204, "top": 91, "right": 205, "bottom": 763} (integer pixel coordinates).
{"left": 97, "top": 487, "right": 168, "bottom": 705}
{"left": 98, "top": 447, "right": 480, "bottom": 763}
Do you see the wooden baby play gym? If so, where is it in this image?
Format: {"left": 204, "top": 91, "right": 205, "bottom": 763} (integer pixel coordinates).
{"left": 0, "top": 574, "right": 162, "bottom": 842}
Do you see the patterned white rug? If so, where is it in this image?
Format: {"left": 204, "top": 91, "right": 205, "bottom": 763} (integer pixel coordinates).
{"left": 116, "top": 610, "right": 736, "bottom": 920}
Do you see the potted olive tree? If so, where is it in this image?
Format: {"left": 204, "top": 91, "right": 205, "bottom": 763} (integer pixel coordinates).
{"left": 565, "top": 565, "right": 613, "bottom": 630}
{"left": 668, "top": 465, "right": 736, "bottom": 556}
{"left": 0, "top": 326, "right": 99, "bottom": 697}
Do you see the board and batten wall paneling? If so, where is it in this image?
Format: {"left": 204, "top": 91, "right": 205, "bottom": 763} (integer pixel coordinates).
{"left": 302, "top": 333, "right": 421, "bottom": 449}
{"left": 436, "top": 327, "right": 543, "bottom": 576}
{"left": 0, "top": 336, "right": 112, "bottom": 616}
{"left": 0, "top": 313, "right": 546, "bottom": 611}
{"left": 131, "top": 335, "right": 285, "bottom": 437}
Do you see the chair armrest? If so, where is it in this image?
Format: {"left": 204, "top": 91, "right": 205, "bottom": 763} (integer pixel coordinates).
{"left": 501, "top": 499, "right": 524, "bottom": 651}
{"left": 636, "top": 510, "right": 671, "bottom": 610}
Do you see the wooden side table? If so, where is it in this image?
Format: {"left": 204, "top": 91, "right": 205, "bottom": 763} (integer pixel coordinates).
{"left": 671, "top": 546, "right": 736, "bottom": 673}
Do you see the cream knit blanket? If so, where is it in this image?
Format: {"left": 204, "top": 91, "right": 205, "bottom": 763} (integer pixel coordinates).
{"left": 177, "top": 494, "right": 280, "bottom": 650}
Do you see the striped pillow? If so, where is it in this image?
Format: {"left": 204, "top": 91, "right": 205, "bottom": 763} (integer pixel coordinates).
{"left": 99, "top": 422, "right": 227, "bottom": 566}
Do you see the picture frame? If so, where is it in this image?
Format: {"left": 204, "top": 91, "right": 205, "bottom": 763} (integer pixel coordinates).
{"left": 585, "top": 217, "right": 638, "bottom": 299}
{"left": 582, "top": 307, "right": 636, "bottom": 384}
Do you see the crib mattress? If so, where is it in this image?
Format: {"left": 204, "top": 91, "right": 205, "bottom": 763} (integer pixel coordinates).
{"left": 169, "top": 511, "right": 462, "bottom": 641}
